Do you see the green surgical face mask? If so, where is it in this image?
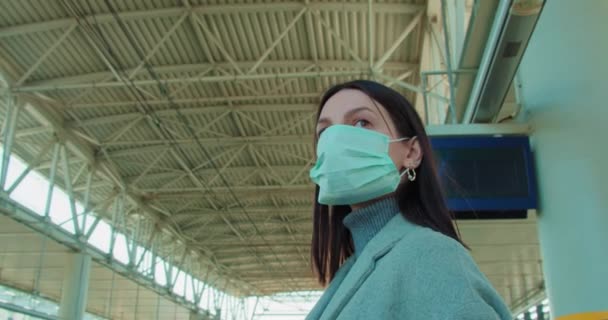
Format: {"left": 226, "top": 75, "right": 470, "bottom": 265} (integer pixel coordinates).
{"left": 309, "top": 124, "right": 411, "bottom": 206}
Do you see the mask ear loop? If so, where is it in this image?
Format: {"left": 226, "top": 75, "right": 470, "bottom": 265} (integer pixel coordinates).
{"left": 398, "top": 167, "right": 416, "bottom": 181}
{"left": 393, "top": 136, "right": 418, "bottom": 181}
{"left": 390, "top": 135, "right": 416, "bottom": 143}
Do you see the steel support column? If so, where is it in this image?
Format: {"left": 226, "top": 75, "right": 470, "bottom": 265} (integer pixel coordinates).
{"left": 1, "top": 94, "right": 19, "bottom": 189}
{"left": 58, "top": 252, "right": 92, "bottom": 320}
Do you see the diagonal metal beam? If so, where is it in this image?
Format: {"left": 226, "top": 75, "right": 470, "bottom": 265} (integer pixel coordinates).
{"left": 234, "top": 111, "right": 269, "bottom": 133}
{"left": 368, "top": 0, "right": 374, "bottom": 73}
{"left": 25, "top": 61, "right": 414, "bottom": 89}
{"left": 0, "top": 95, "right": 19, "bottom": 189}
{"left": 6, "top": 137, "right": 55, "bottom": 194}
{"left": 102, "top": 136, "right": 309, "bottom": 158}
{"left": 303, "top": 1, "right": 321, "bottom": 93}
{"left": 312, "top": 9, "right": 364, "bottom": 64}
{"left": 206, "top": 144, "right": 302, "bottom": 291}
{"left": 102, "top": 115, "right": 146, "bottom": 144}
{"left": 184, "top": 2, "right": 215, "bottom": 63}
{"left": 59, "top": 144, "right": 81, "bottom": 235}
{"left": 171, "top": 66, "right": 214, "bottom": 97}
{"left": 145, "top": 185, "right": 311, "bottom": 199}
{"left": 169, "top": 148, "right": 208, "bottom": 191}
{"left": 287, "top": 159, "right": 314, "bottom": 185}
{"left": 73, "top": 15, "right": 159, "bottom": 101}
{"left": 80, "top": 168, "right": 95, "bottom": 233}
{"left": 151, "top": 146, "right": 240, "bottom": 192}
{"left": 43, "top": 144, "right": 61, "bottom": 219}
{"left": 161, "top": 141, "right": 300, "bottom": 292}
{"left": 247, "top": 8, "right": 307, "bottom": 74}
{"left": 15, "top": 24, "right": 77, "bottom": 86}
{"left": 70, "top": 10, "right": 189, "bottom": 105}
{"left": 75, "top": 106, "right": 313, "bottom": 129}
{"left": 173, "top": 207, "right": 312, "bottom": 218}
{"left": 386, "top": 70, "right": 415, "bottom": 87}
{"left": 261, "top": 112, "right": 315, "bottom": 136}
{"left": 270, "top": 195, "right": 309, "bottom": 267}
{"left": 70, "top": 96, "right": 319, "bottom": 110}
{"left": 70, "top": 162, "right": 87, "bottom": 185}
{"left": 0, "top": 194, "right": 255, "bottom": 310}
{"left": 214, "top": 67, "right": 262, "bottom": 97}
{"left": 374, "top": 10, "right": 424, "bottom": 70}
{"left": 192, "top": 13, "right": 243, "bottom": 75}
{"left": 8, "top": 70, "right": 364, "bottom": 92}
{"left": 13, "top": 125, "right": 52, "bottom": 138}
{"left": 127, "top": 11, "right": 189, "bottom": 79}
{"left": 2, "top": 108, "right": 261, "bottom": 299}
{"left": 375, "top": 73, "right": 424, "bottom": 94}
{"left": 192, "top": 110, "right": 231, "bottom": 137}
{"left": 206, "top": 144, "right": 247, "bottom": 186}
{"left": 17, "top": 96, "right": 250, "bottom": 290}
{"left": 130, "top": 148, "right": 170, "bottom": 187}
{"left": 65, "top": 74, "right": 115, "bottom": 105}
{"left": 75, "top": 164, "right": 316, "bottom": 191}
{"left": 138, "top": 112, "right": 219, "bottom": 201}
{"left": 266, "top": 64, "right": 316, "bottom": 95}
{"left": 0, "top": 2, "right": 425, "bottom": 37}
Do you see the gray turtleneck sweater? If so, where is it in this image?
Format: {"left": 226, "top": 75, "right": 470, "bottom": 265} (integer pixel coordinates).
{"left": 342, "top": 197, "right": 400, "bottom": 258}
{"left": 306, "top": 197, "right": 512, "bottom": 319}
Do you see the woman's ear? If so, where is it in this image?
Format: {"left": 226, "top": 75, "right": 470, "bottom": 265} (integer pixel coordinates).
{"left": 401, "top": 137, "right": 423, "bottom": 169}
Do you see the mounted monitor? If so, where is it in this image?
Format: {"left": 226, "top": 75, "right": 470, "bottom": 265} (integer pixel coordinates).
{"left": 430, "top": 136, "right": 537, "bottom": 219}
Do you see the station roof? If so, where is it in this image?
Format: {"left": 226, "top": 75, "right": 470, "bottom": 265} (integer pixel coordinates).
{"left": 0, "top": 0, "right": 544, "bottom": 317}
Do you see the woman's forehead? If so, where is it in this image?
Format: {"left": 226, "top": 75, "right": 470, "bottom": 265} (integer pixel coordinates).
{"left": 320, "top": 89, "right": 380, "bottom": 117}
{"left": 318, "top": 89, "right": 398, "bottom": 135}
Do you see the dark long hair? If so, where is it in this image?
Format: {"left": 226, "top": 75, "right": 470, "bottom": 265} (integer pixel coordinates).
{"left": 310, "top": 80, "right": 465, "bottom": 286}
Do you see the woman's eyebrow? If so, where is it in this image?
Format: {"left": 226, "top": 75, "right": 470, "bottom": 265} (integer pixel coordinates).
{"left": 317, "top": 117, "right": 331, "bottom": 127}
{"left": 343, "top": 106, "right": 375, "bottom": 119}
{"left": 316, "top": 106, "right": 375, "bottom": 126}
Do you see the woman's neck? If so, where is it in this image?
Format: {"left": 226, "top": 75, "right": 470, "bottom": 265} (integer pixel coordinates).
{"left": 349, "top": 193, "right": 395, "bottom": 211}
{"left": 343, "top": 196, "right": 401, "bottom": 257}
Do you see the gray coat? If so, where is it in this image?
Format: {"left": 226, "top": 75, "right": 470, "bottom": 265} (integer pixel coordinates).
{"left": 306, "top": 214, "right": 512, "bottom": 320}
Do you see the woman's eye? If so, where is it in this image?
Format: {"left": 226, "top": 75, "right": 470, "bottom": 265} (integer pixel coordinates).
{"left": 354, "top": 119, "right": 370, "bottom": 128}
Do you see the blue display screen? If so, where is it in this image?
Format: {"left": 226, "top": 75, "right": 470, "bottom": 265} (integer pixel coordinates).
{"left": 429, "top": 136, "right": 538, "bottom": 212}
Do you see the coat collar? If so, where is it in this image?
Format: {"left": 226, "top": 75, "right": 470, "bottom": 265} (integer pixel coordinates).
{"left": 306, "top": 213, "right": 418, "bottom": 320}
{"left": 305, "top": 256, "right": 355, "bottom": 320}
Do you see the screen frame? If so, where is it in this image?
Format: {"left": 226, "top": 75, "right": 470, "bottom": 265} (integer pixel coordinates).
{"left": 430, "top": 135, "right": 538, "bottom": 212}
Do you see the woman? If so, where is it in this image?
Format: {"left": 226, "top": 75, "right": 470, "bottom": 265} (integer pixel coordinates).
{"left": 306, "top": 80, "right": 511, "bottom": 319}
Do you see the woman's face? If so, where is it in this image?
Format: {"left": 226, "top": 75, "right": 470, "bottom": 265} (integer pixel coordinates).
{"left": 315, "top": 89, "right": 419, "bottom": 178}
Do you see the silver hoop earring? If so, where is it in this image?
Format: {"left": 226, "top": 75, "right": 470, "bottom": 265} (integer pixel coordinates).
{"left": 405, "top": 168, "right": 416, "bottom": 182}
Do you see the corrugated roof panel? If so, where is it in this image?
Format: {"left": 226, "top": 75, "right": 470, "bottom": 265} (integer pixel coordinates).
{"left": 1, "top": 1, "right": 66, "bottom": 27}
{"left": 69, "top": 107, "right": 135, "bottom": 124}
{"left": 0, "top": 37, "right": 40, "bottom": 76}
{"left": 14, "top": 111, "right": 40, "bottom": 130}
{"left": 178, "top": 23, "right": 203, "bottom": 64}
{"left": 237, "top": 12, "right": 261, "bottom": 59}
{"left": 98, "top": 22, "right": 143, "bottom": 69}
{"left": 0, "top": 0, "right": 430, "bottom": 298}
{"left": 67, "top": 86, "right": 134, "bottom": 107}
